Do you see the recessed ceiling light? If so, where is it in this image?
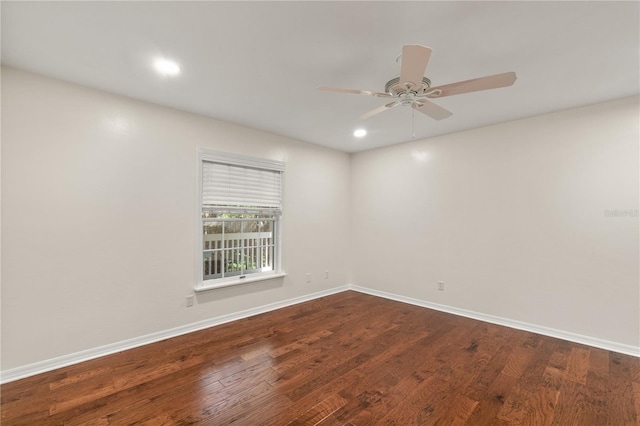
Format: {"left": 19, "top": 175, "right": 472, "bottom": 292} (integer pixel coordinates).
{"left": 153, "top": 58, "right": 181, "bottom": 76}
{"left": 354, "top": 129, "right": 367, "bottom": 138}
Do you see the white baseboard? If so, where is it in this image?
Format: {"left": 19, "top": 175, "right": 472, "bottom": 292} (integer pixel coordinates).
{"left": 347, "top": 284, "right": 640, "bottom": 358}
{"left": 3, "top": 283, "right": 637, "bottom": 384}
{"left": 0, "top": 285, "right": 349, "bottom": 384}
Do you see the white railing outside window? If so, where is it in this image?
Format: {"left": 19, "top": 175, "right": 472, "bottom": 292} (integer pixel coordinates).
{"left": 203, "top": 218, "right": 276, "bottom": 279}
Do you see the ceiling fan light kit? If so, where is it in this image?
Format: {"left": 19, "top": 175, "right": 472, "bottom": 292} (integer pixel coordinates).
{"left": 318, "top": 44, "right": 517, "bottom": 122}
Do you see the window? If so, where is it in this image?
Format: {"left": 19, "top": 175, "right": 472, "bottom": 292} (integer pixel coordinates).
{"left": 197, "top": 149, "right": 285, "bottom": 290}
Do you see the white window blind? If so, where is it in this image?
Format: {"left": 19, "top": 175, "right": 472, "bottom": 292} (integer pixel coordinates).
{"left": 202, "top": 161, "right": 283, "bottom": 214}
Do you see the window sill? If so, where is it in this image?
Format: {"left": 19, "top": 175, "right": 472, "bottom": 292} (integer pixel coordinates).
{"left": 195, "top": 272, "right": 287, "bottom": 292}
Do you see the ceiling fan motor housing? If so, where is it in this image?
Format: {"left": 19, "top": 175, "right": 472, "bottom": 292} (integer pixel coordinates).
{"left": 385, "top": 76, "right": 431, "bottom": 96}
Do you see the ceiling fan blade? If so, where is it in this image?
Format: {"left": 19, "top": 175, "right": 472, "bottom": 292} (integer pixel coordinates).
{"left": 400, "top": 45, "right": 432, "bottom": 91}
{"left": 317, "top": 86, "right": 394, "bottom": 98}
{"left": 427, "top": 72, "right": 517, "bottom": 98}
{"left": 359, "top": 101, "right": 401, "bottom": 120}
{"left": 413, "top": 100, "right": 453, "bottom": 121}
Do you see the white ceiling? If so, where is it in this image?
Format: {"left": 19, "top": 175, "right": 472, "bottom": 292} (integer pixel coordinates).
{"left": 2, "top": 1, "right": 639, "bottom": 153}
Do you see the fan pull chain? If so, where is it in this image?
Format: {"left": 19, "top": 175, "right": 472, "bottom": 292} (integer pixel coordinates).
{"left": 412, "top": 107, "right": 416, "bottom": 139}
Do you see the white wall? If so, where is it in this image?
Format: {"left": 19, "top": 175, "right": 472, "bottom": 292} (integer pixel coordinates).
{"left": 1, "top": 67, "right": 351, "bottom": 370}
{"left": 351, "top": 96, "right": 639, "bottom": 348}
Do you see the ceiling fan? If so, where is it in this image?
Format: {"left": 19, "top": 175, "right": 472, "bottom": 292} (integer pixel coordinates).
{"left": 318, "top": 44, "right": 517, "bottom": 121}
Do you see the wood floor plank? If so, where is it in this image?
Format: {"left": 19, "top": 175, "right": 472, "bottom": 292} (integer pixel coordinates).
{"left": 1, "top": 290, "right": 638, "bottom": 425}
{"left": 565, "top": 346, "right": 590, "bottom": 385}
{"left": 551, "top": 380, "right": 599, "bottom": 425}
{"left": 286, "top": 393, "right": 348, "bottom": 426}
{"left": 632, "top": 381, "right": 640, "bottom": 424}
{"left": 464, "top": 342, "right": 514, "bottom": 400}
{"left": 584, "top": 348, "right": 611, "bottom": 425}
{"left": 435, "top": 393, "right": 479, "bottom": 426}
{"left": 464, "top": 372, "right": 519, "bottom": 424}
{"left": 501, "top": 346, "right": 536, "bottom": 380}
{"left": 607, "top": 352, "right": 638, "bottom": 425}
{"left": 525, "top": 385, "right": 559, "bottom": 426}
{"left": 496, "top": 384, "right": 532, "bottom": 424}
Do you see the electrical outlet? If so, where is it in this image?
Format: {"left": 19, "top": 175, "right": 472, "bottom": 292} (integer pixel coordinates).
{"left": 437, "top": 281, "right": 445, "bottom": 291}
{"left": 324, "top": 270, "right": 329, "bottom": 279}
{"left": 306, "top": 273, "right": 312, "bottom": 283}
{"left": 186, "top": 295, "right": 194, "bottom": 307}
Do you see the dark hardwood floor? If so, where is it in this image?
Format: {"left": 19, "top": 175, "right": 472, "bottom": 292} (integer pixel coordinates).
{"left": 2, "top": 291, "right": 639, "bottom": 425}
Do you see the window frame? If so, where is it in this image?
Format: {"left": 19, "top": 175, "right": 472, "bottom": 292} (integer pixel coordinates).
{"left": 196, "top": 149, "right": 285, "bottom": 291}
